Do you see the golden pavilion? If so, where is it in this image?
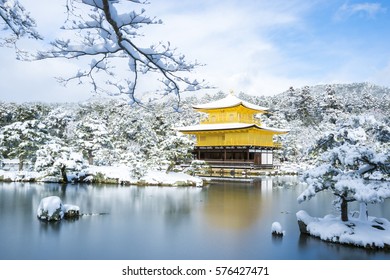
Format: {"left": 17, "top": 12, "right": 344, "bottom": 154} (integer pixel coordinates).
{"left": 178, "top": 94, "right": 288, "bottom": 169}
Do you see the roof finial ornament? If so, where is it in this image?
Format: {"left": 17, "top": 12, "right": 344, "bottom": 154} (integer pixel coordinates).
{"left": 229, "top": 89, "right": 235, "bottom": 96}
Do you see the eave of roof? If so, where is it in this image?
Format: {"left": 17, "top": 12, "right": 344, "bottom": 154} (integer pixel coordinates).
{"left": 177, "top": 123, "right": 289, "bottom": 134}
{"left": 192, "top": 95, "right": 268, "bottom": 112}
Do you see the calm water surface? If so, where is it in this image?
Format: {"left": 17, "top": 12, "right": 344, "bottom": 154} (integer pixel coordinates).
{"left": 0, "top": 177, "right": 389, "bottom": 260}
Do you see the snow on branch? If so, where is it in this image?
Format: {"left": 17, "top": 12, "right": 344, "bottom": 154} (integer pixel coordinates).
{"left": 0, "top": 0, "right": 42, "bottom": 47}
{"left": 32, "top": 0, "right": 208, "bottom": 104}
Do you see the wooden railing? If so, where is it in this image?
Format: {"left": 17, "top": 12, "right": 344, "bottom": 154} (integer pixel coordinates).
{"left": 203, "top": 160, "right": 275, "bottom": 169}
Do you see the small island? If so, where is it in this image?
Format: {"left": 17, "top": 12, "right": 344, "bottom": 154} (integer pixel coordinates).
{"left": 296, "top": 114, "right": 390, "bottom": 249}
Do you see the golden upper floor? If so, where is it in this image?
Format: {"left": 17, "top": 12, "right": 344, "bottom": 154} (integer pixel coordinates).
{"left": 199, "top": 106, "right": 262, "bottom": 125}
{"left": 194, "top": 95, "right": 268, "bottom": 125}
{"left": 176, "top": 94, "right": 289, "bottom": 148}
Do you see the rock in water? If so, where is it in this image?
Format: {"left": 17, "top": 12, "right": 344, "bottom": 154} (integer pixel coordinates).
{"left": 37, "top": 196, "right": 64, "bottom": 221}
{"left": 37, "top": 196, "right": 81, "bottom": 221}
{"left": 63, "top": 204, "right": 80, "bottom": 219}
{"left": 271, "top": 221, "right": 285, "bottom": 236}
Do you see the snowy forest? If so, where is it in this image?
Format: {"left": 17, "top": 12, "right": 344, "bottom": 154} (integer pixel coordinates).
{"left": 0, "top": 82, "right": 389, "bottom": 184}
{"left": 0, "top": 95, "right": 197, "bottom": 182}
{"left": 2, "top": 0, "right": 387, "bottom": 185}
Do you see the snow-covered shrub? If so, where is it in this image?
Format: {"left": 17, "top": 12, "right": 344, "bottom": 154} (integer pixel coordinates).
{"left": 34, "top": 140, "right": 87, "bottom": 182}
{"left": 185, "top": 160, "right": 211, "bottom": 176}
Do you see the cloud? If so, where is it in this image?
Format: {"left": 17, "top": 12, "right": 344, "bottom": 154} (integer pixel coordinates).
{"left": 141, "top": 0, "right": 315, "bottom": 96}
{"left": 0, "top": 46, "right": 92, "bottom": 103}
{"left": 334, "top": 2, "right": 386, "bottom": 20}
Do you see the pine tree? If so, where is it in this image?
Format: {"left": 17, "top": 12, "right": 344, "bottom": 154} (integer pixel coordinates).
{"left": 299, "top": 116, "right": 390, "bottom": 222}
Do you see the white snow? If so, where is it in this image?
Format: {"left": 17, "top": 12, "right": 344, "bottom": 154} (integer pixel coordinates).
{"left": 271, "top": 221, "right": 285, "bottom": 236}
{"left": 141, "top": 170, "right": 203, "bottom": 187}
{"left": 86, "top": 165, "right": 203, "bottom": 187}
{"left": 37, "top": 196, "right": 80, "bottom": 221}
{"left": 297, "top": 210, "right": 390, "bottom": 249}
{"left": 0, "top": 169, "right": 40, "bottom": 181}
{"left": 63, "top": 204, "right": 80, "bottom": 212}
{"left": 0, "top": 165, "right": 203, "bottom": 187}
{"left": 178, "top": 122, "right": 256, "bottom": 131}
{"left": 193, "top": 94, "right": 268, "bottom": 112}
{"left": 37, "top": 196, "right": 64, "bottom": 220}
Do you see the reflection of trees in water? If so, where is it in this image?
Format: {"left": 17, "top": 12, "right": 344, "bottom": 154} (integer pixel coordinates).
{"left": 36, "top": 184, "right": 204, "bottom": 219}
{"left": 128, "top": 187, "right": 203, "bottom": 215}
{"left": 164, "top": 195, "right": 192, "bottom": 226}
{"left": 272, "top": 176, "right": 303, "bottom": 189}
{"left": 0, "top": 183, "right": 42, "bottom": 229}
{"left": 38, "top": 219, "right": 62, "bottom": 234}
{"left": 203, "top": 179, "right": 273, "bottom": 230}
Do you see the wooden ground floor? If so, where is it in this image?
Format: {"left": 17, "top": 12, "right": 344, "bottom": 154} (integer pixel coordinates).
{"left": 192, "top": 146, "right": 277, "bottom": 169}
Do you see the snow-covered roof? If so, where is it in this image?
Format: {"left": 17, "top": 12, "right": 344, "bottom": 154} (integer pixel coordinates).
{"left": 177, "top": 123, "right": 289, "bottom": 134}
{"left": 193, "top": 95, "right": 268, "bottom": 112}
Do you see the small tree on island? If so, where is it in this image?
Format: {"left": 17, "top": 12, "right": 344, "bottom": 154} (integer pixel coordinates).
{"left": 298, "top": 116, "right": 390, "bottom": 222}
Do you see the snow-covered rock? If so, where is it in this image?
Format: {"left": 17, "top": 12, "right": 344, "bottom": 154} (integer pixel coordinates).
{"left": 63, "top": 204, "right": 80, "bottom": 219}
{"left": 37, "top": 196, "right": 80, "bottom": 221}
{"left": 271, "top": 221, "right": 285, "bottom": 236}
{"left": 37, "top": 196, "right": 64, "bottom": 221}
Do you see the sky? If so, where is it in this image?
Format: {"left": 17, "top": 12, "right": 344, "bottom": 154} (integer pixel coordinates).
{"left": 1, "top": 0, "right": 390, "bottom": 103}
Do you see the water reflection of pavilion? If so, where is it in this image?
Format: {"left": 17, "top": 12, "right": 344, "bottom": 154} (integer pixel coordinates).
{"left": 203, "top": 177, "right": 273, "bottom": 230}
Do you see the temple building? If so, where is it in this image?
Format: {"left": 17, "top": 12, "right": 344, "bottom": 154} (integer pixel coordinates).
{"left": 178, "top": 94, "right": 288, "bottom": 169}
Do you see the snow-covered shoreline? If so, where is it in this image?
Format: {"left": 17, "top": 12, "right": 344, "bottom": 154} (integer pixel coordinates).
{"left": 0, "top": 162, "right": 306, "bottom": 186}
{"left": 86, "top": 165, "right": 203, "bottom": 187}
{"left": 0, "top": 166, "right": 203, "bottom": 187}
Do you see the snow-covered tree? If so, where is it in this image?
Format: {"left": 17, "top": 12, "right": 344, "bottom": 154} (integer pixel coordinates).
{"left": 324, "top": 84, "right": 341, "bottom": 110}
{"left": 295, "top": 86, "right": 316, "bottom": 125}
{"left": 298, "top": 116, "right": 390, "bottom": 222}
{"left": 320, "top": 84, "right": 343, "bottom": 124}
{"left": 0, "top": 101, "right": 13, "bottom": 126}
{"left": 42, "top": 105, "right": 75, "bottom": 139}
{"left": 160, "top": 132, "right": 194, "bottom": 169}
{"left": 0, "top": 119, "right": 47, "bottom": 170}
{"left": 273, "top": 86, "right": 299, "bottom": 122}
{"left": 73, "top": 114, "right": 112, "bottom": 165}
{"left": 34, "top": 139, "right": 87, "bottom": 183}
{"left": 0, "top": 102, "right": 50, "bottom": 125}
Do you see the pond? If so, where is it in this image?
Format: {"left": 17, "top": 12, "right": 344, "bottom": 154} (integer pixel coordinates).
{"left": 0, "top": 177, "right": 389, "bottom": 260}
